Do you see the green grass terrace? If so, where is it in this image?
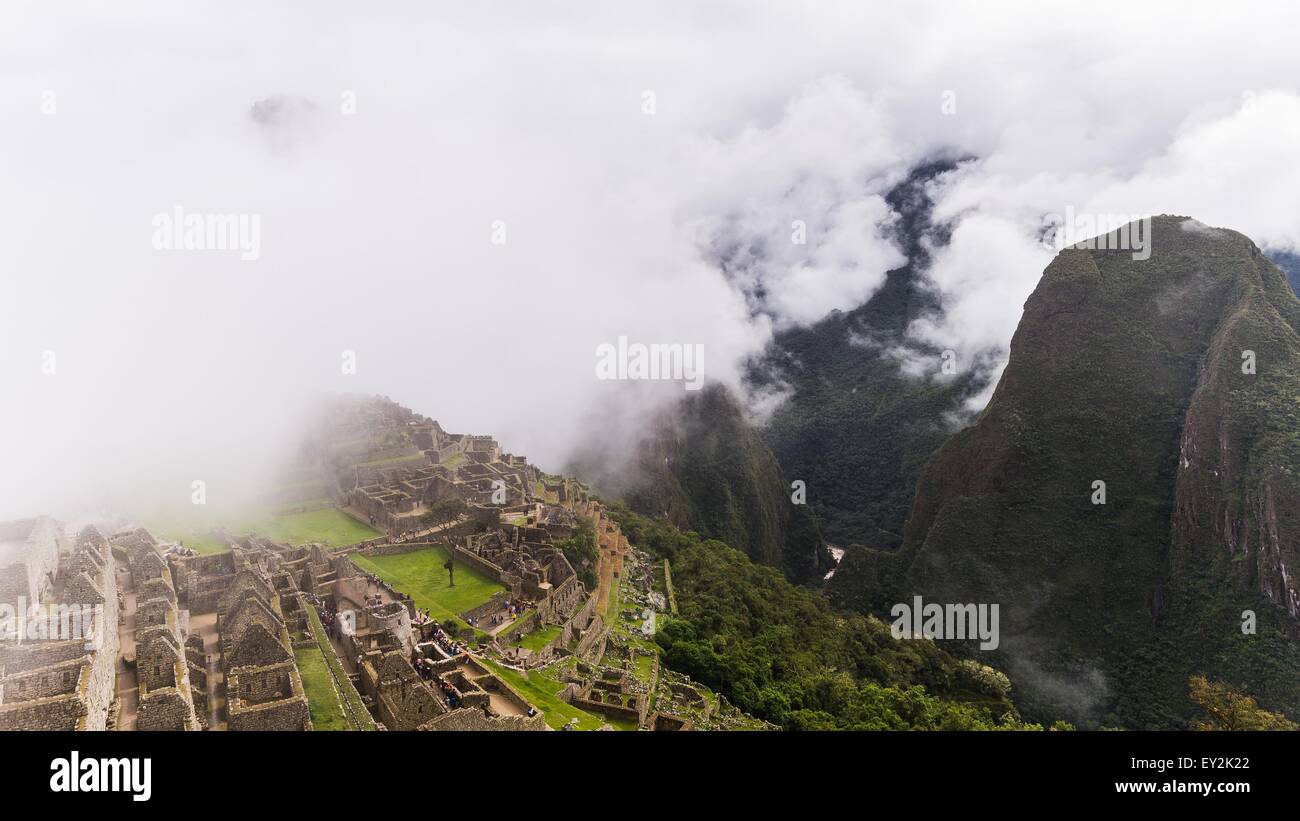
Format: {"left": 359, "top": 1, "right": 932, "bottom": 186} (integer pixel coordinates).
{"left": 294, "top": 644, "right": 351, "bottom": 730}
{"left": 351, "top": 545, "right": 505, "bottom": 627}
{"left": 302, "top": 603, "right": 378, "bottom": 730}
{"left": 148, "top": 507, "right": 381, "bottom": 555}
{"left": 515, "top": 624, "right": 562, "bottom": 652}
{"left": 481, "top": 659, "right": 636, "bottom": 731}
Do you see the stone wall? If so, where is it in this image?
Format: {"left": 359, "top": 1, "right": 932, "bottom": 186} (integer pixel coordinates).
{"left": 1, "top": 658, "right": 84, "bottom": 701}
{"left": 137, "top": 686, "right": 196, "bottom": 731}
{"left": 0, "top": 692, "right": 86, "bottom": 730}
{"left": 82, "top": 538, "right": 120, "bottom": 731}
{"left": 0, "top": 639, "right": 87, "bottom": 675}
{"left": 573, "top": 695, "right": 643, "bottom": 725}
{"left": 235, "top": 666, "right": 294, "bottom": 704}
{"left": 421, "top": 707, "right": 546, "bottom": 731}
{"left": 574, "top": 614, "right": 607, "bottom": 661}
{"left": 0, "top": 517, "right": 62, "bottom": 605}
{"left": 0, "top": 526, "right": 120, "bottom": 732}
{"left": 538, "top": 575, "right": 583, "bottom": 623}
{"left": 360, "top": 541, "right": 436, "bottom": 558}
{"left": 227, "top": 693, "right": 311, "bottom": 731}
{"left": 136, "top": 632, "right": 182, "bottom": 690}
{"left": 186, "top": 586, "right": 229, "bottom": 615}
{"left": 460, "top": 591, "right": 509, "bottom": 624}
{"left": 227, "top": 663, "right": 311, "bottom": 731}
{"left": 560, "top": 594, "right": 597, "bottom": 646}
{"left": 451, "top": 544, "right": 504, "bottom": 581}
{"left": 0, "top": 566, "right": 28, "bottom": 608}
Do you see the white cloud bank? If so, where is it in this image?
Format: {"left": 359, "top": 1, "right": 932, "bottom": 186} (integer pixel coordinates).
{"left": 3, "top": 1, "right": 1300, "bottom": 518}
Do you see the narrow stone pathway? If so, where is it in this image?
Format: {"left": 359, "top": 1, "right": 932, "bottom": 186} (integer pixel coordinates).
{"left": 190, "top": 612, "right": 226, "bottom": 730}
{"left": 113, "top": 559, "right": 138, "bottom": 731}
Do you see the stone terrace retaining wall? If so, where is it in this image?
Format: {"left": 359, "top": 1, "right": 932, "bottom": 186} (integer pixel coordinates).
{"left": 451, "top": 545, "right": 504, "bottom": 581}
{"left": 422, "top": 708, "right": 546, "bottom": 731}
{"left": 573, "top": 695, "right": 642, "bottom": 726}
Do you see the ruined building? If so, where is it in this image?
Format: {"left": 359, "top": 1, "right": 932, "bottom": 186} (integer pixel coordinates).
{"left": 0, "top": 522, "right": 120, "bottom": 730}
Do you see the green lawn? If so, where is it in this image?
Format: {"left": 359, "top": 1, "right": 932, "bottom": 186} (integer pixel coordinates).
{"left": 352, "top": 546, "right": 504, "bottom": 624}
{"left": 516, "top": 624, "right": 562, "bottom": 652}
{"left": 481, "top": 659, "right": 612, "bottom": 731}
{"left": 273, "top": 498, "right": 334, "bottom": 515}
{"left": 295, "top": 645, "right": 350, "bottom": 731}
{"left": 357, "top": 453, "right": 425, "bottom": 468}
{"left": 303, "top": 604, "right": 377, "bottom": 730}
{"left": 143, "top": 516, "right": 230, "bottom": 555}
{"left": 149, "top": 508, "right": 380, "bottom": 555}
{"left": 255, "top": 508, "right": 380, "bottom": 546}
{"left": 634, "top": 653, "right": 655, "bottom": 682}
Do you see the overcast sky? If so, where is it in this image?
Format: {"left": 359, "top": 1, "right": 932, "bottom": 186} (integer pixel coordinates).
{"left": 4, "top": 1, "right": 1300, "bottom": 520}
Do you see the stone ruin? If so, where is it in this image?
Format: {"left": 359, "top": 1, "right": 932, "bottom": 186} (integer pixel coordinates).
{"left": 327, "top": 396, "right": 542, "bottom": 536}
{"left": 118, "top": 529, "right": 204, "bottom": 731}
{"left": 164, "top": 534, "right": 317, "bottom": 730}
{"left": 0, "top": 521, "right": 119, "bottom": 731}
{"left": 356, "top": 648, "right": 544, "bottom": 731}
{"left": 463, "top": 507, "right": 586, "bottom": 625}
{"left": 218, "top": 569, "right": 310, "bottom": 731}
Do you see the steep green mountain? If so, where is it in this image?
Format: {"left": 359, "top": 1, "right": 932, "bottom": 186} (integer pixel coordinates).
{"left": 573, "top": 385, "right": 832, "bottom": 584}
{"left": 834, "top": 216, "right": 1300, "bottom": 728}
{"left": 1266, "top": 249, "right": 1300, "bottom": 295}
{"left": 750, "top": 160, "right": 988, "bottom": 551}
{"left": 610, "top": 504, "right": 1052, "bottom": 730}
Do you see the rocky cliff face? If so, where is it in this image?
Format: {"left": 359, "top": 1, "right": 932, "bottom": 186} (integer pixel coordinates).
{"left": 850, "top": 216, "right": 1300, "bottom": 727}
{"left": 1165, "top": 223, "right": 1300, "bottom": 649}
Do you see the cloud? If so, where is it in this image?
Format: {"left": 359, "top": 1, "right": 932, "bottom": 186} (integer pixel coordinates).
{"left": 902, "top": 214, "right": 1055, "bottom": 406}
{"left": 4, "top": 1, "right": 1300, "bottom": 519}
{"left": 681, "top": 76, "right": 910, "bottom": 326}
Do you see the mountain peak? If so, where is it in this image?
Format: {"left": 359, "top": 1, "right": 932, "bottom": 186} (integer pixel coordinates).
{"left": 838, "top": 217, "right": 1300, "bottom": 727}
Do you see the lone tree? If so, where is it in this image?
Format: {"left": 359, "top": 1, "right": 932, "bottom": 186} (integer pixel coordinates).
{"left": 420, "top": 496, "right": 469, "bottom": 587}
{"left": 420, "top": 496, "right": 469, "bottom": 535}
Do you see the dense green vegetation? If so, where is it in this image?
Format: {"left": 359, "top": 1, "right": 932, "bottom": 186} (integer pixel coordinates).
{"left": 753, "top": 160, "right": 981, "bottom": 552}
{"left": 1189, "top": 675, "right": 1298, "bottom": 730}
{"left": 755, "top": 299, "right": 979, "bottom": 553}
{"left": 554, "top": 517, "right": 598, "bottom": 589}
{"left": 616, "top": 385, "right": 832, "bottom": 584}
{"left": 610, "top": 504, "right": 1057, "bottom": 731}
{"left": 1265, "top": 249, "right": 1300, "bottom": 296}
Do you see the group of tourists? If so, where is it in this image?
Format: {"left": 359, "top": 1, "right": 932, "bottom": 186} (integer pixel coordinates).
{"left": 486, "top": 597, "right": 533, "bottom": 628}
{"left": 409, "top": 651, "right": 461, "bottom": 707}
{"left": 428, "top": 622, "right": 466, "bottom": 657}
{"left": 319, "top": 609, "right": 343, "bottom": 638}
